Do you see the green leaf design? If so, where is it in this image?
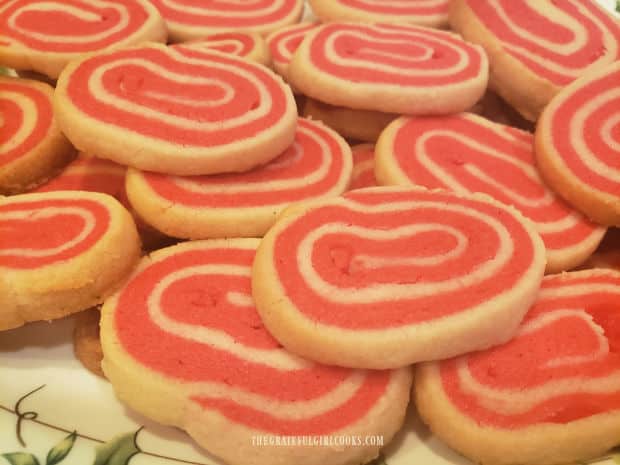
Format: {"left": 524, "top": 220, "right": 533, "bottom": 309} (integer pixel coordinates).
{"left": 45, "top": 432, "right": 77, "bottom": 465}
{"left": 0, "top": 67, "right": 9, "bottom": 76}
{"left": 93, "top": 431, "right": 141, "bottom": 465}
{"left": 1, "top": 453, "right": 40, "bottom": 465}
{"left": 616, "top": 0, "right": 620, "bottom": 13}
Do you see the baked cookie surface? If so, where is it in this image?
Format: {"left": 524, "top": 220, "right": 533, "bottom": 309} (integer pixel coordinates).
{"left": 252, "top": 186, "right": 546, "bottom": 369}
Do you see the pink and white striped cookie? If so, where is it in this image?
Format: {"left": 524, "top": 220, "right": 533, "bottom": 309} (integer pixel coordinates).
{"left": 0, "top": 0, "right": 166, "bottom": 78}
{"left": 100, "top": 239, "right": 412, "bottom": 465}
{"left": 126, "top": 118, "right": 352, "bottom": 239}
{"left": 415, "top": 269, "right": 620, "bottom": 465}
{"left": 54, "top": 43, "right": 297, "bottom": 176}
{"left": 0, "top": 191, "right": 140, "bottom": 331}
{"left": 376, "top": 113, "right": 606, "bottom": 273}
{"left": 252, "top": 186, "right": 546, "bottom": 369}
{"left": 308, "top": 0, "right": 450, "bottom": 28}
{"left": 349, "top": 144, "right": 377, "bottom": 190}
{"left": 450, "top": 0, "right": 620, "bottom": 121}
{"left": 172, "top": 32, "right": 271, "bottom": 67}
{"left": 149, "top": 0, "right": 304, "bottom": 43}
{"left": 288, "top": 23, "right": 489, "bottom": 115}
{"left": 266, "top": 21, "right": 320, "bottom": 84}
{"left": 536, "top": 61, "right": 620, "bottom": 227}
{"left": 1, "top": 76, "right": 75, "bottom": 194}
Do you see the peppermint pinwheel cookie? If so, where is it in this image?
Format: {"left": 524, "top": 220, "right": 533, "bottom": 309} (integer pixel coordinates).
{"left": 303, "top": 98, "right": 397, "bottom": 143}
{"left": 100, "top": 239, "right": 412, "bottom": 465}
{"left": 1, "top": 76, "right": 75, "bottom": 194}
{"left": 126, "top": 118, "right": 352, "bottom": 239}
{"left": 288, "top": 23, "right": 489, "bottom": 115}
{"left": 415, "top": 269, "right": 620, "bottom": 465}
{"left": 0, "top": 0, "right": 166, "bottom": 79}
{"left": 375, "top": 113, "right": 606, "bottom": 273}
{"left": 266, "top": 21, "right": 320, "bottom": 85}
{"left": 349, "top": 144, "right": 377, "bottom": 190}
{"left": 54, "top": 43, "right": 297, "bottom": 176}
{"left": 536, "top": 61, "right": 620, "bottom": 226}
{"left": 252, "top": 186, "right": 546, "bottom": 369}
{"left": 308, "top": 0, "right": 450, "bottom": 28}
{"left": 450, "top": 0, "right": 620, "bottom": 121}
{"left": 0, "top": 191, "right": 140, "bottom": 331}
{"left": 149, "top": 0, "right": 304, "bottom": 43}
{"left": 173, "top": 33, "right": 272, "bottom": 67}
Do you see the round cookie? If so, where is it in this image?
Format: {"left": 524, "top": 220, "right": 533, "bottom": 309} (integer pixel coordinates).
{"left": 149, "top": 0, "right": 305, "bottom": 43}
{"left": 308, "top": 0, "right": 450, "bottom": 28}
{"left": 303, "top": 98, "right": 397, "bottom": 143}
{"left": 266, "top": 21, "right": 320, "bottom": 86}
{"left": 288, "top": 22, "right": 489, "bottom": 115}
{"left": 1, "top": 76, "right": 76, "bottom": 194}
{"left": 173, "top": 32, "right": 272, "bottom": 67}
{"left": 32, "top": 154, "right": 174, "bottom": 251}
{"left": 450, "top": 0, "right": 620, "bottom": 121}
{"left": 54, "top": 43, "right": 297, "bottom": 176}
{"left": 252, "top": 186, "right": 546, "bottom": 369}
{"left": 376, "top": 113, "right": 606, "bottom": 273}
{"left": 0, "top": 0, "right": 166, "bottom": 79}
{"left": 415, "top": 269, "right": 620, "bottom": 465}
{"left": 535, "top": 61, "right": 620, "bottom": 226}
{"left": 73, "top": 308, "right": 105, "bottom": 378}
{"left": 126, "top": 118, "right": 352, "bottom": 239}
{"left": 0, "top": 191, "right": 141, "bottom": 331}
{"left": 100, "top": 239, "right": 412, "bottom": 465}
{"left": 349, "top": 144, "right": 377, "bottom": 190}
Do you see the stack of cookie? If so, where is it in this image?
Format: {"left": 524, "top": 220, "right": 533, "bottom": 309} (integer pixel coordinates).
{"left": 1, "top": 1, "right": 620, "bottom": 465}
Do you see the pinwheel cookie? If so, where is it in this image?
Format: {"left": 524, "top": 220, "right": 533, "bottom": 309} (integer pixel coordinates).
{"left": 415, "top": 269, "right": 620, "bottom": 465}
{"left": 266, "top": 22, "right": 320, "bottom": 86}
{"left": 376, "top": 113, "right": 606, "bottom": 273}
{"left": 308, "top": 0, "right": 450, "bottom": 28}
{"left": 289, "top": 23, "right": 488, "bottom": 115}
{"left": 32, "top": 154, "right": 174, "bottom": 251}
{"left": 303, "top": 98, "right": 397, "bottom": 143}
{"left": 536, "top": 61, "right": 620, "bottom": 226}
{"left": 252, "top": 186, "right": 546, "bottom": 369}
{"left": 100, "top": 239, "right": 412, "bottom": 465}
{"left": 126, "top": 118, "right": 352, "bottom": 239}
{"left": 172, "top": 33, "right": 271, "bottom": 67}
{"left": 349, "top": 144, "right": 377, "bottom": 190}
{"left": 0, "top": 0, "right": 166, "bottom": 79}
{"left": 0, "top": 191, "right": 140, "bottom": 331}
{"left": 450, "top": 0, "right": 620, "bottom": 121}
{"left": 54, "top": 43, "right": 297, "bottom": 176}
{"left": 73, "top": 309, "right": 105, "bottom": 378}
{"left": 149, "top": 0, "right": 304, "bottom": 43}
{"left": 1, "top": 76, "right": 75, "bottom": 194}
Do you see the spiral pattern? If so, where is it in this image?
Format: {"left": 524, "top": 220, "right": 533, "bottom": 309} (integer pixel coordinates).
{"left": 349, "top": 144, "right": 377, "bottom": 190}
{"left": 460, "top": 0, "right": 620, "bottom": 85}
{"left": 56, "top": 44, "right": 297, "bottom": 174}
{"left": 261, "top": 187, "right": 544, "bottom": 329}
{"left": 149, "top": 0, "right": 304, "bottom": 41}
{"left": 173, "top": 32, "right": 270, "bottom": 66}
{"left": 0, "top": 194, "right": 111, "bottom": 269}
{"left": 309, "top": 0, "right": 450, "bottom": 27}
{"left": 0, "top": 77, "right": 52, "bottom": 169}
{"left": 301, "top": 23, "right": 485, "bottom": 86}
{"left": 267, "top": 21, "right": 320, "bottom": 77}
{"left": 0, "top": 0, "right": 160, "bottom": 53}
{"left": 377, "top": 113, "right": 605, "bottom": 272}
{"left": 438, "top": 269, "right": 620, "bottom": 428}
{"left": 107, "top": 239, "right": 403, "bottom": 435}
{"left": 536, "top": 61, "right": 620, "bottom": 223}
